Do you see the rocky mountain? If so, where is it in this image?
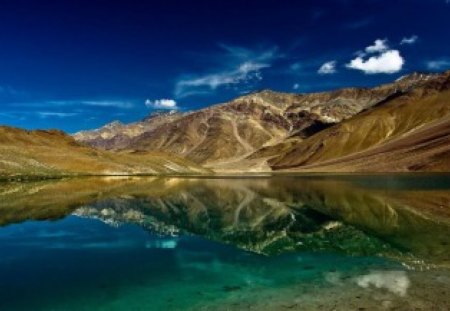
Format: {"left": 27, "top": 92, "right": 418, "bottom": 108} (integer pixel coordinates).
{"left": 0, "top": 126, "right": 207, "bottom": 179}
{"left": 74, "top": 71, "right": 450, "bottom": 172}
{"left": 269, "top": 71, "right": 450, "bottom": 172}
{"left": 73, "top": 110, "right": 185, "bottom": 150}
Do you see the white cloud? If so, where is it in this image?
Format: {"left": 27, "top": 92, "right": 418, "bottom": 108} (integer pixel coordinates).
{"left": 365, "top": 39, "right": 388, "bottom": 53}
{"left": 426, "top": 59, "right": 450, "bottom": 70}
{"left": 346, "top": 39, "right": 404, "bottom": 74}
{"left": 145, "top": 98, "right": 178, "bottom": 109}
{"left": 175, "top": 45, "right": 279, "bottom": 98}
{"left": 400, "top": 35, "right": 418, "bottom": 45}
{"left": 347, "top": 49, "right": 404, "bottom": 74}
{"left": 293, "top": 83, "right": 300, "bottom": 90}
{"left": 318, "top": 61, "right": 337, "bottom": 74}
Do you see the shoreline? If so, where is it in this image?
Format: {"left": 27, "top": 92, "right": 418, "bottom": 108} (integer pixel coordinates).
{"left": 2, "top": 171, "right": 450, "bottom": 182}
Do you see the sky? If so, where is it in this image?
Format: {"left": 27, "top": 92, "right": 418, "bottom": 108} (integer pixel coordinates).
{"left": 0, "top": 0, "right": 449, "bottom": 133}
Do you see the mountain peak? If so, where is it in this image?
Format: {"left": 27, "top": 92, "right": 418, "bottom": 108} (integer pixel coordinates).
{"left": 104, "top": 120, "right": 123, "bottom": 128}
{"left": 395, "top": 71, "right": 438, "bottom": 83}
{"left": 240, "top": 89, "right": 291, "bottom": 98}
{"left": 142, "top": 109, "right": 181, "bottom": 122}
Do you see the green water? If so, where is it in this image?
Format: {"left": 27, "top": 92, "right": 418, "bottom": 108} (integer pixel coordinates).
{"left": 0, "top": 175, "right": 449, "bottom": 310}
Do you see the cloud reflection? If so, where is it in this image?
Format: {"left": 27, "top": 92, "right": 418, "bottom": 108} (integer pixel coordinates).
{"left": 355, "top": 270, "right": 410, "bottom": 297}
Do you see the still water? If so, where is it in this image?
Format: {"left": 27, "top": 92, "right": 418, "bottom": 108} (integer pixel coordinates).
{"left": 0, "top": 175, "right": 449, "bottom": 310}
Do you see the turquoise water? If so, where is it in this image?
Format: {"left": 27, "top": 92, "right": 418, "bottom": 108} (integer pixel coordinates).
{"left": 0, "top": 175, "right": 449, "bottom": 310}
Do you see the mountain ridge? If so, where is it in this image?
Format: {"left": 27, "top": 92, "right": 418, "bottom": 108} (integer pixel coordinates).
{"left": 0, "top": 125, "right": 208, "bottom": 179}
{"left": 268, "top": 71, "right": 450, "bottom": 170}
{"left": 73, "top": 70, "right": 450, "bottom": 172}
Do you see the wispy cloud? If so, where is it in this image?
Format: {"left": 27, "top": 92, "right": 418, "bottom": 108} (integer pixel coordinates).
{"left": 318, "top": 61, "right": 337, "bottom": 74}
{"left": 175, "top": 45, "right": 280, "bottom": 98}
{"left": 400, "top": 35, "right": 418, "bottom": 45}
{"left": 11, "top": 100, "right": 134, "bottom": 109}
{"left": 365, "top": 39, "right": 388, "bottom": 53}
{"left": 346, "top": 39, "right": 404, "bottom": 74}
{"left": 176, "top": 62, "right": 267, "bottom": 96}
{"left": 0, "top": 110, "right": 79, "bottom": 119}
{"left": 79, "top": 101, "right": 134, "bottom": 109}
{"left": 1, "top": 99, "right": 132, "bottom": 121}
{"left": 37, "top": 112, "right": 79, "bottom": 118}
{"left": 426, "top": 59, "right": 450, "bottom": 70}
{"left": 145, "top": 98, "right": 178, "bottom": 109}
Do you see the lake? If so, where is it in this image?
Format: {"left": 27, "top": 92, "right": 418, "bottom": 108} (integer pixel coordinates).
{"left": 0, "top": 175, "right": 449, "bottom": 310}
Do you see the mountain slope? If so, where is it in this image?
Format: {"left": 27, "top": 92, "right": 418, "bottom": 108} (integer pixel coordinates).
{"left": 0, "top": 126, "right": 207, "bottom": 179}
{"left": 283, "top": 116, "right": 450, "bottom": 172}
{"left": 75, "top": 74, "right": 431, "bottom": 166}
{"left": 73, "top": 110, "right": 185, "bottom": 150}
{"left": 269, "top": 72, "right": 450, "bottom": 172}
{"left": 73, "top": 71, "right": 450, "bottom": 172}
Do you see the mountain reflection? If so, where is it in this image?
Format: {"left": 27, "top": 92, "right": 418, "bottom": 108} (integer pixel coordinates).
{"left": 1, "top": 175, "right": 449, "bottom": 265}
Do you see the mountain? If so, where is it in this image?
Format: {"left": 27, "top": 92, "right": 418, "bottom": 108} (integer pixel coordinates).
{"left": 73, "top": 71, "right": 450, "bottom": 172}
{"left": 73, "top": 110, "right": 185, "bottom": 150}
{"left": 0, "top": 126, "right": 207, "bottom": 179}
{"left": 269, "top": 71, "right": 450, "bottom": 172}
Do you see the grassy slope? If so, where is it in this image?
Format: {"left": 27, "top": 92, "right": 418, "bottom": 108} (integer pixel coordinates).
{"left": 0, "top": 126, "right": 207, "bottom": 178}
{"left": 269, "top": 87, "right": 450, "bottom": 172}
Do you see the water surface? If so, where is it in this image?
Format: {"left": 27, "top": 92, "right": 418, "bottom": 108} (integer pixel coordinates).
{"left": 0, "top": 175, "right": 449, "bottom": 310}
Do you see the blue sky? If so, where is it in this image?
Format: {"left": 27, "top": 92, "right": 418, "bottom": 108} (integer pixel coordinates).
{"left": 0, "top": 0, "right": 449, "bottom": 133}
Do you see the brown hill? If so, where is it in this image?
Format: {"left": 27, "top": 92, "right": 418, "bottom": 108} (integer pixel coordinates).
{"left": 0, "top": 126, "right": 207, "bottom": 179}
{"left": 73, "top": 71, "right": 450, "bottom": 172}
{"left": 73, "top": 110, "right": 186, "bottom": 150}
{"left": 75, "top": 74, "right": 433, "bottom": 167}
{"left": 269, "top": 71, "right": 450, "bottom": 172}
